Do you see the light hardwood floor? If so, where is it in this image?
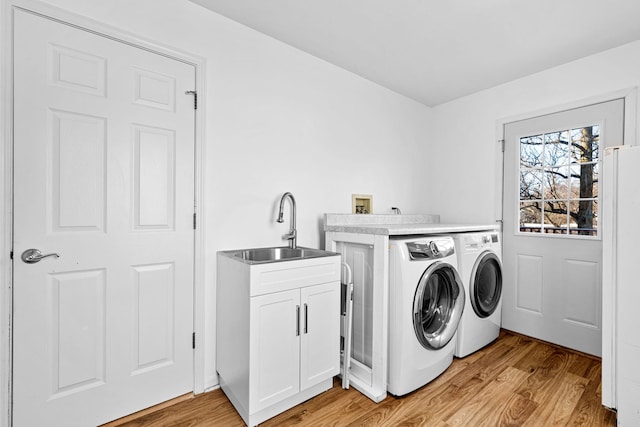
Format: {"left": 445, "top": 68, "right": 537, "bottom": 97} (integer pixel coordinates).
{"left": 113, "top": 330, "right": 616, "bottom": 426}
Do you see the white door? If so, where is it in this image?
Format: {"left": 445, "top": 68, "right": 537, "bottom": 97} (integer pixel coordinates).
{"left": 502, "top": 99, "right": 624, "bottom": 356}
{"left": 250, "top": 289, "right": 301, "bottom": 411}
{"left": 13, "top": 9, "right": 196, "bottom": 426}
{"left": 300, "top": 282, "right": 340, "bottom": 390}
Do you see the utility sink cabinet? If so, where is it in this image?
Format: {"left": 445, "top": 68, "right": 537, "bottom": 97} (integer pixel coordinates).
{"left": 217, "top": 249, "right": 341, "bottom": 426}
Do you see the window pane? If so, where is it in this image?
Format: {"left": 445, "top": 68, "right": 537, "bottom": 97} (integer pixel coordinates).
{"left": 570, "top": 163, "right": 598, "bottom": 199}
{"left": 544, "top": 131, "right": 570, "bottom": 167}
{"left": 544, "top": 200, "right": 568, "bottom": 233}
{"left": 593, "top": 163, "right": 599, "bottom": 197}
{"left": 520, "top": 169, "right": 542, "bottom": 199}
{"left": 519, "top": 201, "right": 542, "bottom": 233}
{"left": 569, "top": 200, "right": 598, "bottom": 236}
{"left": 544, "top": 166, "right": 568, "bottom": 199}
{"left": 520, "top": 135, "right": 544, "bottom": 167}
{"left": 571, "top": 126, "right": 599, "bottom": 164}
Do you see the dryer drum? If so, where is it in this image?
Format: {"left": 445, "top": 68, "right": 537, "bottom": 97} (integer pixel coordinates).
{"left": 413, "top": 262, "right": 465, "bottom": 350}
{"left": 470, "top": 252, "right": 502, "bottom": 318}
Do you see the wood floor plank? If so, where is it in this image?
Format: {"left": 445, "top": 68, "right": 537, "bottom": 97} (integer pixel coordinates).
{"left": 567, "top": 361, "right": 617, "bottom": 426}
{"left": 449, "top": 335, "right": 537, "bottom": 389}
{"left": 262, "top": 379, "right": 371, "bottom": 426}
{"left": 521, "top": 372, "right": 589, "bottom": 426}
{"left": 515, "top": 348, "right": 576, "bottom": 404}
{"left": 117, "top": 330, "right": 616, "bottom": 427}
{"left": 445, "top": 366, "right": 536, "bottom": 426}
{"left": 512, "top": 338, "right": 556, "bottom": 374}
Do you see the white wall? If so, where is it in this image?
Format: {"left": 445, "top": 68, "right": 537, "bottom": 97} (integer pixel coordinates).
{"left": 33, "top": 0, "right": 434, "bottom": 389}
{"left": 429, "top": 40, "right": 640, "bottom": 224}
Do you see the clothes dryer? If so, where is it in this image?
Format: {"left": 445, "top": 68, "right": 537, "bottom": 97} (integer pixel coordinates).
{"left": 452, "top": 230, "right": 502, "bottom": 358}
{"left": 388, "top": 236, "right": 465, "bottom": 396}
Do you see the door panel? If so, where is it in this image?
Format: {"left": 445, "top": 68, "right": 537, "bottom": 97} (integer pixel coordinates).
{"left": 51, "top": 269, "right": 106, "bottom": 395}
{"left": 133, "top": 263, "right": 175, "bottom": 372}
{"left": 250, "top": 290, "right": 301, "bottom": 411}
{"left": 51, "top": 110, "right": 106, "bottom": 231}
{"left": 502, "top": 99, "right": 624, "bottom": 356}
{"left": 300, "top": 282, "right": 340, "bottom": 390}
{"left": 13, "top": 9, "right": 195, "bottom": 426}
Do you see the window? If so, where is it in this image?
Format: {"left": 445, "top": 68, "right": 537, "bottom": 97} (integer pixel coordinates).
{"left": 519, "top": 125, "right": 599, "bottom": 236}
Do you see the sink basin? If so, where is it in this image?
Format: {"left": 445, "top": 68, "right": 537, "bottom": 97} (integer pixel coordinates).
{"left": 223, "top": 246, "right": 338, "bottom": 264}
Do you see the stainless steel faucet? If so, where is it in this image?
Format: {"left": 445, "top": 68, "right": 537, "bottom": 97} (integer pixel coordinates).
{"left": 277, "top": 192, "right": 297, "bottom": 249}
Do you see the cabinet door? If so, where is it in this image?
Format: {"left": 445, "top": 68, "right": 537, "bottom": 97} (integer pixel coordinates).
{"left": 250, "top": 289, "right": 300, "bottom": 411}
{"left": 300, "top": 282, "right": 340, "bottom": 390}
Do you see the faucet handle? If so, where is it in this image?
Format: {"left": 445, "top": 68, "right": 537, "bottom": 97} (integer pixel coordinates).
{"left": 282, "top": 229, "right": 297, "bottom": 241}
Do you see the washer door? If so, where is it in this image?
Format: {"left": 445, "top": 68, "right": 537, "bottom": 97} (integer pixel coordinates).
{"left": 413, "top": 262, "right": 465, "bottom": 350}
{"left": 470, "top": 251, "right": 502, "bottom": 318}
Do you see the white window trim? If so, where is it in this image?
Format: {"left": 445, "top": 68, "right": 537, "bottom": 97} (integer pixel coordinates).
{"left": 517, "top": 123, "right": 603, "bottom": 239}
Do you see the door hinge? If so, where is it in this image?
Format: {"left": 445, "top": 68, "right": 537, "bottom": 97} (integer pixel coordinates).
{"left": 499, "top": 139, "right": 505, "bottom": 152}
{"left": 192, "top": 332, "right": 196, "bottom": 349}
{"left": 193, "top": 213, "right": 197, "bottom": 230}
{"left": 185, "top": 90, "right": 197, "bottom": 110}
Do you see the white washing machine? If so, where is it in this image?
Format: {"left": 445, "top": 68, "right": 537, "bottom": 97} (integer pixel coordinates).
{"left": 388, "top": 235, "right": 465, "bottom": 396}
{"left": 452, "top": 230, "right": 503, "bottom": 358}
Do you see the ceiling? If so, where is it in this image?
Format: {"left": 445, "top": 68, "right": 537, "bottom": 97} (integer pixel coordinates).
{"left": 189, "top": 0, "right": 640, "bottom": 106}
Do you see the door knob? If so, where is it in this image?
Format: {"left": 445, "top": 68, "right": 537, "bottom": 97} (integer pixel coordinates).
{"left": 21, "top": 248, "right": 60, "bottom": 264}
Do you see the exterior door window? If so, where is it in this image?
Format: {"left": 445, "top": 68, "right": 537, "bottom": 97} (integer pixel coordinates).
{"left": 519, "top": 125, "right": 600, "bottom": 236}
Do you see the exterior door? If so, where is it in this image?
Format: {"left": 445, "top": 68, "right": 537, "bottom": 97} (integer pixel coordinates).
{"left": 13, "top": 9, "right": 196, "bottom": 426}
{"left": 502, "top": 99, "right": 624, "bottom": 356}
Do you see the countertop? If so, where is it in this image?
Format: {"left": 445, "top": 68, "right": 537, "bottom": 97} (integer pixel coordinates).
{"left": 324, "top": 214, "right": 499, "bottom": 236}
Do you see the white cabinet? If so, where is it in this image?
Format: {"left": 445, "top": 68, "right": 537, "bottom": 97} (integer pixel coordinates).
{"left": 300, "top": 283, "right": 340, "bottom": 389}
{"left": 217, "top": 251, "right": 340, "bottom": 427}
{"left": 249, "top": 283, "right": 339, "bottom": 412}
{"left": 249, "top": 289, "right": 300, "bottom": 411}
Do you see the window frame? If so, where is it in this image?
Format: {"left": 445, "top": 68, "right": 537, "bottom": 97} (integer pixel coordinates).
{"left": 516, "top": 121, "right": 603, "bottom": 240}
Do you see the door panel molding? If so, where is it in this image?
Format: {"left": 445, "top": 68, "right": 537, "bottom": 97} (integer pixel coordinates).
{"left": 0, "top": 1, "right": 207, "bottom": 425}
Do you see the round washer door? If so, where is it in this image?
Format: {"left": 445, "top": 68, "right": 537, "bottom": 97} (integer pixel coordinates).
{"left": 469, "top": 251, "right": 502, "bottom": 318}
{"left": 413, "top": 261, "right": 465, "bottom": 350}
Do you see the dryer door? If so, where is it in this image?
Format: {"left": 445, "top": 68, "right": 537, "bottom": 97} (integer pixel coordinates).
{"left": 413, "top": 262, "right": 465, "bottom": 350}
{"left": 470, "top": 251, "right": 502, "bottom": 318}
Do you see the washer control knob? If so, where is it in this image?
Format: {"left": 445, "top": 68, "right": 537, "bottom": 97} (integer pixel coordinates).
{"left": 429, "top": 241, "right": 440, "bottom": 256}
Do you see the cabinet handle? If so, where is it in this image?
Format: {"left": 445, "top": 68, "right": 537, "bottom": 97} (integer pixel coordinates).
{"left": 296, "top": 305, "right": 300, "bottom": 336}
{"left": 304, "top": 303, "right": 308, "bottom": 334}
